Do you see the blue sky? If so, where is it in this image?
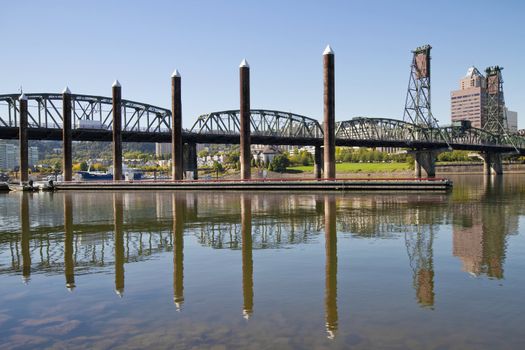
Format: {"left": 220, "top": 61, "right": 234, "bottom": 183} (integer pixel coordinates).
{"left": 1, "top": 0, "right": 524, "bottom": 128}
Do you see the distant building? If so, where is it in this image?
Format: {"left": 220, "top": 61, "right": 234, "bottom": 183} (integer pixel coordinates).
{"left": 0, "top": 142, "right": 39, "bottom": 170}
{"left": 0, "top": 142, "right": 17, "bottom": 170}
{"left": 505, "top": 108, "right": 518, "bottom": 132}
{"left": 451, "top": 66, "right": 487, "bottom": 129}
{"left": 155, "top": 143, "right": 171, "bottom": 157}
{"left": 451, "top": 66, "right": 518, "bottom": 132}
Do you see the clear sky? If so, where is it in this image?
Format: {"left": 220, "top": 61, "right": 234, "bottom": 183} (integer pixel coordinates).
{"left": 1, "top": 0, "right": 524, "bottom": 128}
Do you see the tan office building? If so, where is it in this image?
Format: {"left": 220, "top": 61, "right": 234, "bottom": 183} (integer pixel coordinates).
{"left": 451, "top": 67, "right": 487, "bottom": 128}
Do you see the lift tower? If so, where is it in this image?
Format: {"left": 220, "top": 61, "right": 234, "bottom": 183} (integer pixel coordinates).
{"left": 483, "top": 66, "right": 507, "bottom": 135}
{"left": 403, "top": 45, "right": 438, "bottom": 128}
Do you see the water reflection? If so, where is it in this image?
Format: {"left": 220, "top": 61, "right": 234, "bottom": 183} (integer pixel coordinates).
{"left": 172, "top": 194, "right": 185, "bottom": 310}
{"left": 114, "top": 193, "right": 125, "bottom": 297}
{"left": 241, "top": 194, "right": 253, "bottom": 319}
{"left": 20, "top": 193, "right": 31, "bottom": 284}
{"left": 324, "top": 195, "right": 338, "bottom": 339}
{"left": 64, "top": 193, "right": 75, "bottom": 291}
{"left": 0, "top": 176, "right": 522, "bottom": 311}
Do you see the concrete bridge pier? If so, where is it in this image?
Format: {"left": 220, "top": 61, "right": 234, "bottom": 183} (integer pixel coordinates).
{"left": 314, "top": 145, "right": 322, "bottom": 179}
{"left": 18, "top": 94, "right": 29, "bottom": 183}
{"left": 323, "top": 46, "right": 336, "bottom": 179}
{"left": 239, "top": 59, "right": 251, "bottom": 180}
{"left": 481, "top": 152, "right": 503, "bottom": 176}
{"left": 184, "top": 143, "right": 198, "bottom": 180}
{"left": 62, "top": 87, "right": 72, "bottom": 181}
{"left": 112, "top": 80, "right": 123, "bottom": 181}
{"left": 171, "top": 70, "right": 183, "bottom": 181}
{"left": 413, "top": 150, "right": 440, "bottom": 178}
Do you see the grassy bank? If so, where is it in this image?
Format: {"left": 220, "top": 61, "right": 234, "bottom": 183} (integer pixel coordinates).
{"left": 288, "top": 162, "right": 411, "bottom": 173}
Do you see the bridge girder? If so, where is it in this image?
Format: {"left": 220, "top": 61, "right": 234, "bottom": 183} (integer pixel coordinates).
{"left": 190, "top": 109, "right": 323, "bottom": 139}
{"left": 0, "top": 93, "right": 171, "bottom": 133}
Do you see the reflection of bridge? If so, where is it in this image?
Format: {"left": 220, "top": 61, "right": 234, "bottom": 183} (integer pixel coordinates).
{"left": 1, "top": 45, "right": 522, "bottom": 181}
{"left": 0, "top": 187, "right": 520, "bottom": 338}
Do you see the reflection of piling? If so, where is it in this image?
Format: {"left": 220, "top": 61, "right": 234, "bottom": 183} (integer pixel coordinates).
{"left": 64, "top": 193, "right": 75, "bottom": 290}
{"left": 239, "top": 59, "right": 251, "bottom": 180}
{"left": 62, "top": 87, "right": 73, "bottom": 181}
{"left": 171, "top": 70, "right": 183, "bottom": 181}
{"left": 19, "top": 94, "right": 29, "bottom": 182}
{"left": 172, "top": 194, "right": 185, "bottom": 310}
{"left": 112, "top": 81, "right": 123, "bottom": 181}
{"left": 324, "top": 195, "right": 338, "bottom": 339}
{"left": 323, "top": 46, "right": 336, "bottom": 179}
{"left": 241, "top": 195, "right": 253, "bottom": 319}
{"left": 113, "top": 193, "right": 125, "bottom": 297}
{"left": 20, "top": 193, "right": 31, "bottom": 283}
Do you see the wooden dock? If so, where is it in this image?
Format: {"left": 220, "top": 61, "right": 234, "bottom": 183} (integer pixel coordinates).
{"left": 53, "top": 178, "right": 453, "bottom": 192}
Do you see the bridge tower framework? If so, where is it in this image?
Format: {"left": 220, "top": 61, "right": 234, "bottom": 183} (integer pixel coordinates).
{"left": 483, "top": 66, "right": 507, "bottom": 135}
{"left": 403, "top": 45, "right": 438, "bottom": 129}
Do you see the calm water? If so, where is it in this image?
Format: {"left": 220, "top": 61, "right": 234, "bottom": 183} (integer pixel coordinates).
{"left": 1, "top": 175, "right": 525, "bottom": 349}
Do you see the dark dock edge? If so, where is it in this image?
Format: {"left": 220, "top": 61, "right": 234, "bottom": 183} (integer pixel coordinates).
{"left": 52, "top": 178, "right": 453, "bottom": 192}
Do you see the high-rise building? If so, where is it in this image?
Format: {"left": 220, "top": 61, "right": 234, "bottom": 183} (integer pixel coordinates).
{"left": 451, "top": 67, "right": 487, "bottom": 128}
{"left": 0, "top": 142, "right": 38, "bottom": 170}
{"left": 505, "top": 108, "right": 518, "bottom": 132}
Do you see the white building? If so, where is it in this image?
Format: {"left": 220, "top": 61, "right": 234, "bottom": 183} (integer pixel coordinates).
{"left": 0, "top": 142, "right": 39, "bottom": 170}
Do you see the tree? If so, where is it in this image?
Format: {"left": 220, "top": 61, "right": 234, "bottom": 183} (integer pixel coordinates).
{"left": 198, "top": 149, "right": 209, "bottom": 158}
{"left": 80, "top": 161, "right": 89, "bottom": 171}
{"left": 212, "top": 161, "right": 224, "bottom": 179}
{"left": 270, "top": 154, "right": 290, "bottom": 173}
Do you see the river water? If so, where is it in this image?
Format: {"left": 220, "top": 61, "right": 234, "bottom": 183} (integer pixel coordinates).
{"left": 0, "top": 175, "right": 524, "bottom": 349}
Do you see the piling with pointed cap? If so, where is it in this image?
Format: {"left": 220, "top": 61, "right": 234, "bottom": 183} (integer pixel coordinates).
{"left": 62, "top": 86, "right": 73, "bottom": 181}
{"left": 239, "top": 59, "right": 251, "bottom": 180}
{"left": 323, "top": 45, "right": 336, "bottom": 179}
{"left": 112, "top": 80, "right": 122, "bottom": 181}
{"left": 171, "top": 69, "right": 183, "bottom": 180}
{"left": 18, "top": 93, "right": 29, "bottom": 182}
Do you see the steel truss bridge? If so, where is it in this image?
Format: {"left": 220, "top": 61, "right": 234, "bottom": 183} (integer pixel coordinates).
{"left": 1, "top": 92, "right": 524, "bottom": 154}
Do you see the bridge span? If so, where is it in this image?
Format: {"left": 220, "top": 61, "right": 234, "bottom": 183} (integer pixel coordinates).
{"left": 1, "top": 45, "right": 522, "bottom": 180}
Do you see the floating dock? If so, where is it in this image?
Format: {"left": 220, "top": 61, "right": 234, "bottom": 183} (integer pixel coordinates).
{"left": 53, "top": 178, "right": 452, "bottom": 192}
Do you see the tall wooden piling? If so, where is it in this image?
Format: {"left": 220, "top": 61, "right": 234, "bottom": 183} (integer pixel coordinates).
{"left": 62, "top": 87, "right": 73, "bottom": 181}
{"left": 171, "top": 70, "right": 183, "bottom": 181}
{"left": 19, "top": 93, "right": 29, "bottom": 182}
{"left": 112, "top": 80, "right": 122, "bottom": 181}
{"left": 239, "top": 59, "right": 251, "bottom": 180}
{"left": 323, "top": 46, "right": 336, "bottom": 179}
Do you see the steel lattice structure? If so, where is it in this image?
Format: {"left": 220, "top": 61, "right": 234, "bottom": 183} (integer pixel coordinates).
{"left": 190, "top": 109, "right": 323, "bottom": 138}
{"left": 403, "top": 45, "right": 437, "bottom": 128}
{"left": 0, "top": 93, "right": 171, "bottom": 133}
{"left": 483, "top": 66, "right": 507, "bottom": 135}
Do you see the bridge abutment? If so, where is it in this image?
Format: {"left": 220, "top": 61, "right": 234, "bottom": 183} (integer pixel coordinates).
{"left": 171, "top": 70, "right": 183, "bottom": 181}
{"left": 18, "top": 94, "right": 29, "bottom": 183}
{"left": 323, "top": 46, "right": 336, "bottom": 179}
{"left": 62, "top": 87, "right": 72, "bottom": 181}
{"left": 314, "top": 145, "right": 322, "bottom": 179}
{"left": 112, "top": 81, "right": 123, "bottom": 181}
{"left": 239, "top": 59, "right": 251, "bottom": 180}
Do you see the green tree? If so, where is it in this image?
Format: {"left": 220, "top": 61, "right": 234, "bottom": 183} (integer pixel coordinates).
{"left": 270, "top": 154, "right": 290, "bottom": 173}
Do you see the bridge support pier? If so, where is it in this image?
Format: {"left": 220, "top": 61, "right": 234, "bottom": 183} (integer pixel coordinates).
{"left": 112, "top": 81, "right": 123, "bottom": 181}
{"left": 479, "top": 152, "right": 503, "bottom": 176}
{"left": 314, "top": 145, "right": 322, "bottom": 179}
{"left": 19, "top": 94, "right": 29, "bottom": 183}
{"left": 323, "top": 46, "right": 336, "bottom": 179}
{"left": 184, "top": 143, "right": 198, "bottom": 180}
{"left": 171, "top": 70, "right": 183, "bottom": 181}
{"left": 62, "top": 87, "right": 72, "bottom": 181}
{"left": 412, "top": 150, "right": 440, "bottom": 178}
{"left": 239, "top": 59, "right": 251, "bottom": 180}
